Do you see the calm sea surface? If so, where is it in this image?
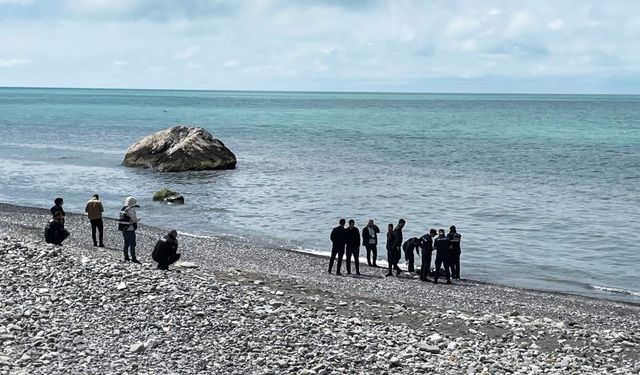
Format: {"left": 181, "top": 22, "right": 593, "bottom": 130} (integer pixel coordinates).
{"left": 0, "top": 88, "right": 638, "bottom": 302}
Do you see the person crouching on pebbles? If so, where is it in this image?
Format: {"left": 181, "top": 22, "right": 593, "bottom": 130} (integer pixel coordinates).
{"left": 44, "top": 211, "right": 70, "bottom": 246}
{"left": 152, "top": 230, "right": 180, "bottom": 270}
{"left": 118, "top": 196, "right": 140, "bottom": 264}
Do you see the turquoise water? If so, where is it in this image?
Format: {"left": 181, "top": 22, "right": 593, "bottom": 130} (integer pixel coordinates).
{"left": 1, "top": 87, "right": 639, "bottom": 302}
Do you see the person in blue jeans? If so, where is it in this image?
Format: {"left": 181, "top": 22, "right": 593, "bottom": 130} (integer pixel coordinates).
{"left": 119, "top": 196, "right": 141, "bottom": 264}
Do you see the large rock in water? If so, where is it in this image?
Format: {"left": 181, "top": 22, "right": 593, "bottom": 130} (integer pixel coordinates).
{"left": 122, "top": 126, "right": 237, "bottom": 172}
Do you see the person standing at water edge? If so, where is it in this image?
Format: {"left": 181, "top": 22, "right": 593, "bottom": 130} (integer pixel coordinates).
{"left": 419, "top": 229, "right": 437, "bottom": 281}
{"left": 362, "top": 219, "right": 380, "bottom": 267}
{"left": 448, "top": 225, "right": 462, "bottom": 279}
{"left": 153, "top": 230, "right": 181, "bottom": 270}
{"left": 385, "top": 224, "right": 397, "bottom": 276}
{"left": 345, "top": 219, "right": 361, "bottom": 275}
{"left": 402, "top": 237, "right": 420, "bottom": 273}
{"left": 50, "top": 197, "right": 65, "bottom": 220}
{"left": 391, "top": 219, "right": 405, "bottom": 275}
{"left": 434, "top": 229, "right": 452, "bottom": 284}
{"left": 328, "top": 219, "right": 346, "bottom": 275}
{"left": 119, "top": 196, "right": 140, "bottom": 264}
{"left": 85, "top": 194, "right": 104, "bottom": 247}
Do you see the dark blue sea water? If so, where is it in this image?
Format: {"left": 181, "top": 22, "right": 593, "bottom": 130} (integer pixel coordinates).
{"left": 0, "top": 87, "right": 639, "bottom": 302}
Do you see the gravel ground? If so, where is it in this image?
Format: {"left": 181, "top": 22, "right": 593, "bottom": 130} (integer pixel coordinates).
{"left": 0, "top": 203, "right": 638, "bottom": 374}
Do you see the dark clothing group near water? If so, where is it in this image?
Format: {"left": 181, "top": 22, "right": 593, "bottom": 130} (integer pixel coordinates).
{"left": 43, "top": 195, "right": 181, "bottom": 270}
{"left": 329, "top": 218, "right": 462, "bottom": 284}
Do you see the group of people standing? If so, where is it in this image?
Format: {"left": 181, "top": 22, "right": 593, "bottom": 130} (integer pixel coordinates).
{"left": 43, "top": 195, "right": 181, "bottom": 270}
{"left": 329, "top": 218, "right": 462, "bottom": 284}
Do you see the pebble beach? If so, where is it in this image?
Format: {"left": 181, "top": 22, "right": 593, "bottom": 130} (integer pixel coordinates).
{"left": 0, "top": 203, "right": 638, "bottom": 375}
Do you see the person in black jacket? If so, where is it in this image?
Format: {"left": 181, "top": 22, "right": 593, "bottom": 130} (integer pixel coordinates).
{"left": 152, "top": 230, "right": 181, "bottom": 270}
{"left": 433, "top": 229, "right": 452, "bottom": 284}
{"left": 44, "top": 211, "right": 70, "bottom": 246}
{"left": 50, "top": 197, "right": 65, "bottom": 223}
{"left": 385, "top": 223, "right": 397, "bottom": 277}
{"left": 362, "top": 219, "right": 380, "bottom": 267}
{"left": 448, "top": 225, "right": 462, "bottom": 279}
{"left": 344, "top": 219, "right": 361, "bottom": 275}
{"left": 386, "top": 219, "right": 405, "bottom": 276}
{"left": 402, "top": 237, "right": 420, "bottom": 272}
{"left": 328, "top": 219, "right": 346, "bottom": 275}
{"left": 419, "top": 229, "right": 437, "bottom": 281}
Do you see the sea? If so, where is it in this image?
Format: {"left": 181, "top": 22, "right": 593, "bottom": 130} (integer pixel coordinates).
{"left": 0, "top": 87, "right": 638, "bottom": 303}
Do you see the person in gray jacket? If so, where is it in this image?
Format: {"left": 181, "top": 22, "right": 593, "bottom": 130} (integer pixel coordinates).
{"left": 118, "top": 196, "right": 140, "bottom": 264}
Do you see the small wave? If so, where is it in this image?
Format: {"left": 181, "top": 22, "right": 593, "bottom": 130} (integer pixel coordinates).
{"left": 590, "top": 285, "right": 640, "bottom": 297}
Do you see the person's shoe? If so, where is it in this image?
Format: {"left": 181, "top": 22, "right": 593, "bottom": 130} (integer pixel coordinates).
{"left": 372, "top": 263, "right": 378, "bottom": 267}
{"left": 347, "top": 272, "right": 351, "bottom": 275}
{"left": 93, "top": 243, "right": 98, "bottom": 247}
{"left": 446, "top": 280, "right": 452, "bottom": 284}
{"left": 433, "top": 280, "right": 438, "bottom": 284}
{"left": 131, "top": 259, "right": 141, "bottom": 264}
{"left": 385, "top": 273, "right": 393, "bottom": 277}
{"left": 336, "top": 272, "right": 343, "bottom": 276}
{"left": 98, "top": 244, "right": 105, "bottom": 248}
{"left": 356, "top": 272, "right": 361, "bottom": 276}
{"left": 124, "top": 257, "right": 130, "bottom": 261}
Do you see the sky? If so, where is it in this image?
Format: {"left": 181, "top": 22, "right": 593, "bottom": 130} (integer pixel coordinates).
{"left": 1, "top": 0, "right": 639, "bottom": 93}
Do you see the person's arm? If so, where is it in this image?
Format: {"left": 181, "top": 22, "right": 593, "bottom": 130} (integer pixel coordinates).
{"left": 374, "top": 225, "right": 380, "bottom": 233}
{"left": 129, "top": 208, "right": 138, "bottom": 223}
{"left": 98, "top": 202, "right": 104, "bottom": 213}
{"left": 84, "top": 202, "right": 89, "bottom": 214}
{"left": 356, "top": 231, "right": 361, "bottom": 247}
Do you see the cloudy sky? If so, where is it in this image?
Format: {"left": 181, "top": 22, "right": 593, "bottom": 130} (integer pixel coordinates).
{"left": 1, "top": 0, "right": 639, "bottom": 93}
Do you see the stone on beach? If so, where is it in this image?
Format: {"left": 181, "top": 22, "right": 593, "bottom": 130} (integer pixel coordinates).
{"left": 122, "top": 125, "right": 237, "bottom": 172}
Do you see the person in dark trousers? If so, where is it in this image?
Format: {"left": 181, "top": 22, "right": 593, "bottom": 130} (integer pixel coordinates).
{"left": 433, "top": 229, "right": 452, "bottom": 284}
{"left": 419, "top": 229, "right": 437, "bottom": 281}
{"left": 385, "top": 223, "right": 398, "bottom": 277}
{"left": 344, "top": 219, "right": 361, "bottom": 275}
{"left": 402, "top": 237, "right": 420, "bottom": 273}
{"left": 50, "top": 197, "right": 65, "bottom": 222}
{"left": 386, "top": 219, "right": 405, "bottom": 276}
{"left": 362, "top": 219, "right": 380, "bottom": 267}
{"left": 153, "top": 230, "right": 181, "bottom": 270}
{"left": 328, "top": 219, "right": 346, "bottom": 275}
{"left": 119, "top": 196, "right": 140, "bottom": 264}
{"left": 448, "top": 225, "right": 462, "bottom": 279}
{"left": 44, "top": 211, "right": 70, "bottom": 246}
{"left": 84, "top": 194, "right": 104, "bottom": 247}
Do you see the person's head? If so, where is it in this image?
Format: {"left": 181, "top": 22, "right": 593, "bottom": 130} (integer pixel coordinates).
{"left": 92, "top": 194, "right": 99, "bottom": 200}
{"left": 387, "top": 223, "right": 394, "bottom": 232}
{"left": 398, "top": 218, "right": 405, "bottom": 228}
{"left": 54, "top": 197, "right": 63, "bottom": 206}
{"left": 168, "top": 230, "right": 178, "bottom": 240}
{"left": 54, "top": 211, "right": 64, "bottom": 221}
{"left": 124, "top": 196, "right": 139, "bottom": 208}
{"left": 429, "top": 228, "right": 437, "bottom": 236}
{"left": 438, "top": 229, "right": 445, "bottom": 236}
{"left": 338, "top": 218, "right": 346, "bottom": 226}
{"left": 368, "top": 219, "right": 374, "bottom": 227}
{"left": 348, "top": 219, "right": 355, "bottom": 227}
{"left": 449, "top": 225, "right": 457, "bottom": 233}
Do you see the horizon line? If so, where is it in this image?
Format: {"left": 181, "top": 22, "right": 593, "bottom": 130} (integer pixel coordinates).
{"left": 1, "top": 85, "right": 639, "bottom": 96}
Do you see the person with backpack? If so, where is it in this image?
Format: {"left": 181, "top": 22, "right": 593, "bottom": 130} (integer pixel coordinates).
{"left": 152, "top": 230, "right": 181, "bottom": 270}
{"left": 44, "top": 211, "right": 70, "bottom": 246}
{"left": 118, "top": 196, "right": 140, "bottom": 263}
{"left": 84, "top": 194, "right": 104, "bottom": 247}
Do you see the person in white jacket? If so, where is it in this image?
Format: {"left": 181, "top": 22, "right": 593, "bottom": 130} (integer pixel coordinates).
{"left": 119, "top": 196, "right": 140, "bottom": 263}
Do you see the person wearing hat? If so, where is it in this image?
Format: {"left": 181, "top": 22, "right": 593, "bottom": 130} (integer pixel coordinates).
{"left": 152, "top": 230, "right": 181, "bottom": 270}
{"left": 448, "top": 225, "right": 462, "bottom": 279}
{"left": 85, "top": 194, "right": 104, "bottom": 247}
{"left": 119, "top": 196, "right": 140, "bottom": 263}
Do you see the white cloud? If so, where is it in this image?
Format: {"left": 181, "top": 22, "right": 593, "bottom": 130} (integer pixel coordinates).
{"left": 0, "top": 58, "right": 31, "bottom": 68}
{"left": 547, "top": 19, "right": 564, "bottom": 30}
{"left": 113, "top": 61, "right": 128, "bottom": 66}
{"left": 0, "top": 0, "right": 32, "bottom": 4}
{"left": 223, "top": 60, "right": 240, "bottom": 68}
{"left": 173, "top": 46, "right": 199, "bottom": 61}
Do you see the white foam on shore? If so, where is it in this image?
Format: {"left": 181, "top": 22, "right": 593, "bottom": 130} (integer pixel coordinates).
{"left": 590, "top": 285, "right": 640, "bottom": 297}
